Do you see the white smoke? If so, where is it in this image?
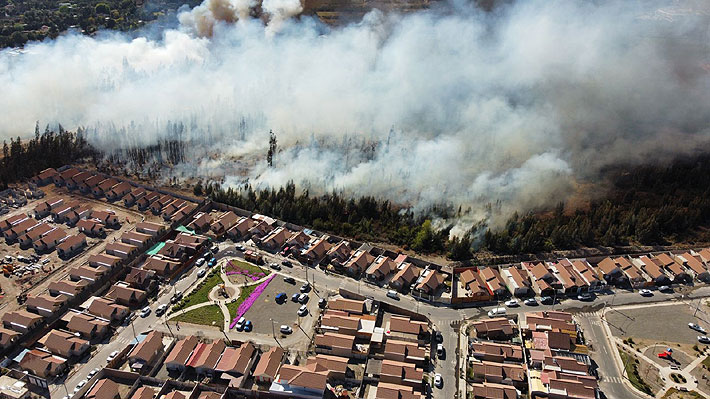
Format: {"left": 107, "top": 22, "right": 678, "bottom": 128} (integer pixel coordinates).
{"left": 0, "top": 0, "right": 709, "bottom": 231}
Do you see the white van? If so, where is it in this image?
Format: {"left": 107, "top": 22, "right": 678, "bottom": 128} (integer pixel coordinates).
{"left": 386, "top": 290, "right": 399, "bottom": 300}
{"left": 487, "top": 307, "right": 507, "bottom": 318}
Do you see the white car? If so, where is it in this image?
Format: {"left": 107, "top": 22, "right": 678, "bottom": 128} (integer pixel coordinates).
{"left": 107, "top": 350, "right": 119, "bottom": 363}
{"left": 524, "top": 298, "right": 538, "bottom": 306}
{"left": 386, "top": 290, "right": 399, "bottom": 300}
{"left": 88, "top": 368, "right": 98, "bottom": 377}
{"left": 235, "top": 317, "right": 246, "bottom": 331}
{"left": 73, "top": 379, "right": 87, "bottom": 393}
{"left": 639, "top": 289, "right": 653, "bottom": 296}
{"left": 698, "top": 336, "right": 710, "bottom": 344}
{"left": 298, "top": 305, "right": 308, "bottom": 316}
{"left": 280, "top": 325, "right": 293, "bottom": 334}
{"left": 434, "top": 373, "right": 443, "bottom": 388}
{"left": 195, "top": 258, "right": 206, "bottom": 267}
{"left": 487, "top": 307, "right": 507, "bottom": 318}
{"left": 197, "top": 268, "right": 207, "bottom": 278}
{"left": 690, "top": 323, "right": 708, "bottom": 334}
{"left": 504, "top": 299, "right": 519, "bottom": 307}
{"left": 156, "top": 304, "right": 168, "bottom": 315}
{"left": 140, "top": 306, "right": 151, "bottom": 317}
{"left": 298, "top": 293, "right": 309, "bottom": 304}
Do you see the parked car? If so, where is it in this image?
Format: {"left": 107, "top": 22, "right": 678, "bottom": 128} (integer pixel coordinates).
{"left": 140, "top": 307, "right": 151, "bottom": 317}
{"left": 434, "top": 374, "right": 443, "bottom": 388}
{"left": 171, "top": 291, "right": 183, "bottom": 304}
{"left": 487, "top": 307, "right": 506, "bottom": 318}
{"left": 504, "top": 299, "right": 519, "bottom": 307}
{"left": 577, "top": 293, "right": 594, "bottom": 301}
{"left": 659, "top": 285, "right": 672, "bottom": 292}
{"left": 73, "top": 380, "right": 87, "bottom": 393}
{"left": 88, "top": 368, "right": 99, "bottom": 378}
{"left": 235, "top": 244, "right": 245, "bottom": 251}
{"left": 244, "top": 320, "right": 253, "bottom": 332}
{"left": 197, "top": 268, "right": 207, "bottom": 278}
{"left": 436, "top": 344, "right": 444, "bottom": 358}
{"left": 524, "top": 298, "right": 538, "bottom": 306}
{"left": 156, "top": 304, "right": 168, "bottom": 315}
{"left": 318, "top": 298, "right": 327, "bottom": 308}
{"left": 386, "top": 290, "right": 399, "bottom": 300}
{"left": 211, "top": 246, "right": 219, "bottom": 253}
{"left": 40, "top": 258, "right": 50, "bottom": 265}
{"left": 235, "top": 317, "right": 246, "bottom": 331}
{"left": 689, "top": 323, "right": 707, "bottom": 334}
{"left": 281, "top": 260, "right": 292, "bottom": 267}
{"left": 280, "top": 325, "right": 293, "bottom": 334}
{"left": 208, "top": 258, "right": 217, "bottom": 267}
{"left": 541, "top": 296, "right": 554, "bottom": 304}
{"left": 106, "top": 350, "right": 119, "bottom": 363}
{"left": 699, "top": 336, "right": 710, "bottom": 344}
{"left": 276, "top": 293, "right": 287, "bottom": 303}
{"left": 195, "top": 258, "right": 206, "bottom": 267}
{"left": 300, "top": 283, "right": 311, "bottom": 293}
{"left": 639, "top": 289, "right": 653, "bottom": 297}
{"left": 284, "top": 277, "right": 296, "bottom": 284}
{"left": 298, "top": 293, "right": 309, "bottom": 304}
{"left": 269, "top": 263, "right": 281, "bottom": 270}
{"left": 435, "top": 331, "right": 443, "bottom": 343}
{"left": 280, "top": 247, "right": 290, "bottom": 256}
{"left": 298, "top": 305, "right": 308, "bottom": 316}
{"left": 291, "top": 293, "right": 300, "bottom": 302}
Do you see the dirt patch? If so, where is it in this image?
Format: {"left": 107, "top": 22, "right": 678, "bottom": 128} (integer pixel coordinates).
{"left": 660, "top": 388, "right": 705, "bottom": 399}
{"left": 644, "top": 345, "right": 695, "bottom": 370}
{"left": 689, "top": 357, "right": 710, "bottom": 397}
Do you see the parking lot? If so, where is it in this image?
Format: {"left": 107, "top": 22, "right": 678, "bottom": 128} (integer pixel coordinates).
{"left": 240, "top": 275, "right": 320, "bottom": 336}
{"left": 607, "top": 303, "right": 708, "bottom": 345}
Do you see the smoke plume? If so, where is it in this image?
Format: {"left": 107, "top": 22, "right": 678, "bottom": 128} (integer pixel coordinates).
{"left": 0, "top": 0, "right": 709, "bottom": 232}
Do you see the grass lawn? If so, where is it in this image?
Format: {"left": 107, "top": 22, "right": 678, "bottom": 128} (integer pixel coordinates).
{"left": 619, "top": 349, "right": 654, "bottom": 395}
{"left": 703, "top": 356, "right": 710, "bottom": 369}
{"left": 172, "top": 269, "right": 223, "bottom": 311}
{"left": 226, "top": 284, "right": 257, "bottom": 320}
{"left": 661, "top": 388, "right": 704, "bottom": 399}
{"left": 226, "top": 259, "right": 270, "bottom": 277}
{"left": 171, "top": 305, "right": 224, "bottom": 327}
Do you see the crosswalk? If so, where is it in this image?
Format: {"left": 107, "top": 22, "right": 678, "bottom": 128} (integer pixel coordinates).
{"left": 600, "top": 375, "right": 624, "bottom": 384}
{"left": 114, "top": 336, "right": 133, "bottom": 345}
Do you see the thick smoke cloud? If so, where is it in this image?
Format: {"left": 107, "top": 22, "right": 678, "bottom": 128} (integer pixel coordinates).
{"left": 0, "top": 0, "right": 709, "bottom": 232}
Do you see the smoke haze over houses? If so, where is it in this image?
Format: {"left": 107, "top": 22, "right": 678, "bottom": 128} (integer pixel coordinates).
{"left": 0, "top": 0, "right": 709, "bottom": 232}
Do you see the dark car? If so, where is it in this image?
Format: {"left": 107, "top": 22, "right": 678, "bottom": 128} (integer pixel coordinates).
{"left": 300, "top": 283, "right": 311, "bottom": 293}
{"left": 281, "top": 260, "right": 292, "bottom": 267}
{"left": 541, "top": 296, "right": 554, "bottom": 305}
{"left": 276, "top": 293, "right": 287, "bottom": 303}
{"left": 577, "top": 292, "right": 594, "bottom": 301}
{"left": 284, "top": 277, "right": 296, "bottom": 284}
{"left": 211, "top": 246, "right": 219, "bottom": 254}
{"left": 435, "top": 331, "right": 443, "bottom": 343}
{"left": 244, "top": 320, "right": 253, "bottom": 332}
{"left": 318, "top": 298, "right": 327, "bottom": 309}
{"left": 291, "top": 293, "right": 300, "bottom": 302}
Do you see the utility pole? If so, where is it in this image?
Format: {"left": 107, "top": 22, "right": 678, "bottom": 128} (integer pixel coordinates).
{"left": 130, "top": 318, "right": 137, "bottom": 341}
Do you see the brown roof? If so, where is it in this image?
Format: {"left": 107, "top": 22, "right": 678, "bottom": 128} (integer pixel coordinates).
{"left": 679, "top": 253, "right": 707, "bottom": 275}
{"left": 389, "top": 315, "right": 427, "bottom": 335}
{"left": 66, "top": 312, "right": 109, "bottom": 335}
{"left": 597, "top": 257, "right": 619, "bottom": 275}
{"left": 314, "top": 333, "right": 355, "bottom": 350}
{"left": 20, "top": 349, "right": 65, "bottom": 377}
{"left": 215, "top": 343, "right": 255, "bottom": 375}
{"left": 187, "top": 340, "right": 226, "bottom": 369}
{"left": 48, "top": 279, "right": 89, "bottom": 296}
{"left": 122, "top": 231, "right": 152, "bottom": 246}
{"left": 57, "top": 234, "right": 86, "bottom": 252}
{"left": 328, "top": 298, "right": 365, "bottom": 314}
{"left": 392, "top": 262, "right": 420, "bottom": 286}
{"left": 26, "top": 294, "right": 68, "bottom": 313}
{"left": 471, "top": 382, "right": 517, "bottom": 399}
{"left": 472, "top": 317, "right": 515, "bottom": 336}
{"left": 88, "top": 297, "right": 128, "bottom": 319}
{"left": 253, "top": 346, "right": 284, "bottom": 379}
{"left": 106, "top": 283, "right": 146, "bottom": 303}
{"left": 3, "top": 310, "right": 43, "bottom": 329}
{"left": 415, "top": 270, "right": 445, "bottom": 293}
{"left": 143, "top": 256, "right": 179, "bottom": 274}
{"left": 380, "top": 360, "right": 424, "bottom": 382}
{"left": 366, "top": 256, "right": 397, "bottom": 277}
{"left": 136, "top": 221, "right": 163, "bottom": 234}
{"left": 86, "top": 378, "right": 120, "bottom": 399}
{"left": 38, "top": 329, "right": 88, "bottom": 357}
{"left": 505, "top": 267, "right": 531, "bottom": 289}
{"left": 131, "top": 386, "right": 155, "bottom": 399}
{"left": 0, "top": 327, "right": 19, "bottom": 347}
{"left": 165, "top": 335, "right": 199, "bottom": 365}
{"left": 106, "top": 242, "right": 137, "bottom": 256}
{"left": 472, "top": 361, "right": 526, "bottom": 382}
{"left": 129, "top": 330, "right": 164, "bottom": 362}
{"left": 89, "top": 253, "right": 121, "bottom": 268}
{"left": 20, "top": 223, "right": 54, "bottom": 241}
{"left": 376, "top": 383, "right": 423, "bottom": 399}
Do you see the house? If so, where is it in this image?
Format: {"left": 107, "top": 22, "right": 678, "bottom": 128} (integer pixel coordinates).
{"left": 187, "top": 340, "right": 226, "bottom": 377}
{"left": 121, "top": 231, "right": 152, "bottom": 249}
{"left": 125, "top": 267, "right": 156, "bottom": 290}
{"left": 92, "top": 178, "right": 119, "bottom": 197}
{"left": 136, "top": 221, "right": 164, "bottom": 237}
{"left": 38, "top": 329, "right": 89, "bottom": 358}
{"left": 63, "top": 311, "right": 110, "bottom": 339}
{"left": 5, "top": 218, "right": 39, "bottom": 241}
{"left": 366, "top": 256, "right": 398, "bottom": 282}
{"left": 32, "top": 168, "right": 59, "bottom": 186}
{"left": 33, "top": 228, "right": 67, "bottom": 252}
{"left": 91, "top": 210, "right": 120, "bottom": 227}
{"left": 57, "top": 234, "right": 87, "bottom": 258}
{"left": 106, "top": 242, "right": 138, "bottom": 259}
{"left": 329, "top": 298, "right": 366, "bottom": 314}
{"left": 149, "top": 195, "right": 175, "bottom": 214}
{"left": 215, "top": 342, "right": 256, "bottom": 378}
{"left": 169, "top": 204, "right": 195, "bottom": 223}
{"left": 0, "top": 214, "right": 30, "bottom": 232}
{"left": 0, "top": 327, "right": 20, "bottom": 350}
{"left": 273, "top": 356, "right": 346, "bottom": 398}
{"left": 320, "top": 311, "right": 375, "bottom": 338}
{"left": 87, "top": 297, "right": 129, "bottom": 322}
{"left": 301, "top": 236, "right": 332, "bottom": 265}
{"left": 415, "top": 269, "right": 445, "bottom": 295}
{"left": 503, "top": 267, "right": 533, "bottom": 297}
{"left": 161, "top": 199, "right": 187, "bottom": 219}
{"left": 48, "top": 279, "right": 89, "bottom": 298}
{"left": 259, "top": 227, "right": 290, "bottom": 251}
{"left": 65, "top": 206, "right": 92, "bottom": 225}
{"left": 69, "top": 265, "right": 108, "bottom": 283}
{"left": 106, "top": 283, "right": 147, "bottom": 307}
{"left": 106, "top": 181, "right": 132, "bottom": 201}
{"left": 383, "top": 339, "right": 427, "bottom": 365}
{"left": 85, "top": 379, "right": 120, "bottom": 399}
{"left": 459, "top": 269, "right": 493, "bottom": 301}
{"left": 19, "top": 349, "right": 66, "bottom": 378}
{"left": 131, "top": 387, "right": 156, "bottom": 399}
{"left": 524, "top": 262, "right": 560, "bottom": 296}
{"left": 2, "top": 310, "right": 43, "bottom": 333}
{"left": 247, "top": 220, "right": 273, "bottom": 239}
{"left": 676, "top": 252, "right": 710, "bottom": 281}
{"left": 471, "top": 318, "right": 516, "bottom": 340}
{"left": 128, "top": 331, "right": 165, "bottom": 372}
{"left": 471, "top": 361, "right": 527, "bottom": 389}
{"left": 635, "top": 256, "right": 670, "bottom": 286}
{"left": 552, "top": 260, "right": 588, "bottom": 294}
{"left": 615, "top": 257, "right": 647, "bottom": 287}
{"left": 66, "top": 171, "right": 92, "bottom": 190}
{"left": 189, "top": 212, "right": 213, "bottom": 233}
{"left": 25, "top": 294, "right": 68, "bottom": 317}
{"left": 326, "top": 241, "right": 352, "bottom": 266}
{"left": 390, "top": 262, "right": 420, "bottom": 292}
{"left": 536, "top": 371, "right": 598, "bottom": 399}
{"left": 165, "top": 336, "right": 199, "bottom": 372}
{"left": 389, "top": 315, "right": 428, "bottom": 340}
{"left": 79, "top": 175, "right": 105, "bottom": 193}
{"left": 471, "top": 342, "right": 524, "bottom": 363}
{"left": 344, "top": 250, "right": 375, "bottom": 276}
{"left": 286, "top": 231, "right": 312, "bottom": 250}
{"left": 314, "top": 332, "right": 356, "bottom": 357}
{"left": 124, "top": 188, "right": 147, "bottom": 207}
{"left": 375, "top": 383, "right": 424, "bottom": 399}
{"left": 54, "top": 167, "right": 80, "bottom": 186}
{"left": 142, "top": 256, "right": 180, "bottom": 276}
{"left": 50, "top": 201, "right": 80, "bottom": 223}
{"left": 18, "top": 223, "right": 54, "bottom": 247}
{"left": 77, "top": 219, "right": 105, "bottom": 237}
{"left": 480, "top": 267, "right": 509, "bottom": 297}
{"left": 157, "top": 242, "right": 188, "bottom": 261}
{"left": 33, "top": 197, "right": 64, "bottom": 218}
{"left": 89, "top": 253, "right": 121, "bottom": 270}
{"left": 379, "top": 360, "right": 424, "bottom": 388}
{"left": 253, "top": 346, "right": 284, "bottom": 383}
{"left": 652, "top": 253, "right": 689, "bottom": 283}
{"left": 595, "top": 257, "right": 627, "bottom": 285}
{"left": 470, "top": 382, "right": 518, "bottom": 399}
{"left": 136, "top": 192, "right": 161, "bottom": 210}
